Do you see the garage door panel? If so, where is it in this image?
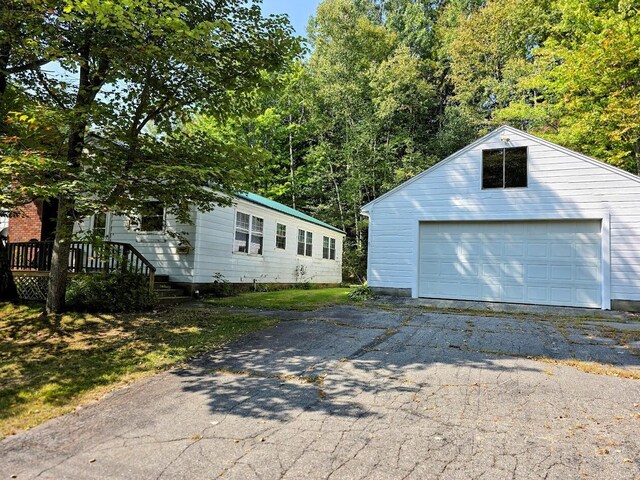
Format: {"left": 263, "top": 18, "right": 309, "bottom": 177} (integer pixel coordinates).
{"left": 419, "top": 220, "right": 602, "bottom": 308}
{"left": 551, "top": 265, "right": 572, "bottom": 281}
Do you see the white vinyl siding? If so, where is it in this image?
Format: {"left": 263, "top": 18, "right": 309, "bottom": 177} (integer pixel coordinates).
{"left": 86, "top": 198, "right": 343, "bottom": 285}
{"left": 365, "top": 126, "right": 640, "bottom": 307}
{"left": 192, "top": 198, "right": 343, "bottom": 285}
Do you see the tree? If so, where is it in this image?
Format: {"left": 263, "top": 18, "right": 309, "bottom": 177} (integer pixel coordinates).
{"left": 496, "top": 0, "right": 640, "bottom": 173}
{"left": 446, "top": 0, "right": 554, "bottom": 130}
{"left": 0, "top": 0, "right": 299, "bottom": 312}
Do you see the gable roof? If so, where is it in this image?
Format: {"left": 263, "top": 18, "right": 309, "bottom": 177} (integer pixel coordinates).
{"left": 361, "top": 125, "right": 640, "bottom": 214}
{"left": 235, "top": 192, "right": 345, "bottom": 234}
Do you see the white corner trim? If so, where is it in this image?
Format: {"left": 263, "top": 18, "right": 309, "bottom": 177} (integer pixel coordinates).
{"left": 601, "top": 212, "right": 611, "bottom": 310}
{"left": 412, "top": 221, "right": 420, "bottom": 299}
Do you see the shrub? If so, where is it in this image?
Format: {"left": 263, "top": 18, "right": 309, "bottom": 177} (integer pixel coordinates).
{"left": 209, "top": 273, "right": 235, "bottom": 297}
{"left": 66, "top": 272, "right": 156, "bottom": 312}
{"left": 348, "top": 282, "right": 373, "bottom": 301}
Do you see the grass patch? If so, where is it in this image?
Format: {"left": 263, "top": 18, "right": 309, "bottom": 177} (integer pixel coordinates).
{"left": 205, "top": 287, "right": 354, "bottom": 311}
{"left": 0, "top": 302, "right": 278, "bottom": 438}
{"left": 535, "top": 357, "right": 640, "bottom": 380}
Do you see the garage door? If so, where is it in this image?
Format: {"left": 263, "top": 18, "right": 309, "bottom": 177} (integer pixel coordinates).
{"left": 419, "top": 220, "right": 602, "bottom": 308}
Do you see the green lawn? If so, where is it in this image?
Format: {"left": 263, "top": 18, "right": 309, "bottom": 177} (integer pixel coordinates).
{"left": 0, "top": 303, "right": 277, "bottom": 438}
{"left": 205, "top": 287, "right": 354, "bottom": 311}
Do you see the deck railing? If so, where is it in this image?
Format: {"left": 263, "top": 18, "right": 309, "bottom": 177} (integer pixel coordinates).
{"left": 8, "top": 241, "right": 156, "bottom": 289}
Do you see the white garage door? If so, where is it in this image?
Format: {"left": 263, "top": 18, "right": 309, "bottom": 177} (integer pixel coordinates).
{"left": 419, "top": 221, "right": 602, "bottom": 308}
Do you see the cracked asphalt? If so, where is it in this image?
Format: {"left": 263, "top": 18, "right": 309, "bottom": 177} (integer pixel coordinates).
{"left": 2, "top": 304, "right": 640, "bottom": 479}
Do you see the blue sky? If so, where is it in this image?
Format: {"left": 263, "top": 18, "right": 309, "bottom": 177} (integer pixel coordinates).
{"left": 261, "top": 0, "right": 322, "bottom": 36}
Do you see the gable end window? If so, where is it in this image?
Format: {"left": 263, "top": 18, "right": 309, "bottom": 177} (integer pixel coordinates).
{"left": 298, "top": 229, "right": 312, "bottom": 257}
{"left": 234, "top": 212, "right": 263, "bottom": 255}
{"left": 482, "top": 147, "right": 527, "bottom": 189}
{"left": 276, "top": 223, "right": 286, "bottom": 249}
{"left": 323, "top": 236, "right": 336, "bottom": 260}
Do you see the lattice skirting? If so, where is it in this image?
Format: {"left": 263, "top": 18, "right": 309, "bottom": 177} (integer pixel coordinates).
{"left": 13, "top": 274, "right": 49, "bottom": 301}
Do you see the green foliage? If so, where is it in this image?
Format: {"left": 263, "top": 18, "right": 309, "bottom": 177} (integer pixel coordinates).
{"left": 1, "top": 0, "right": 300, "bottom": 311}
{"left": 209, "top": 272, "right": 234, "bottom": 298}
{"left": 348, "top": 282, "right": 373, "bottom": 300}
{"left": 497, "top": 0, "right": 640, "bottom": 173}
{"left": 66, "top": 272, "right": 156, "bottom": 312}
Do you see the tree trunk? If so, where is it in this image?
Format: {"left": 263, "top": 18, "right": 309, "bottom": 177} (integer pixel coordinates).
{"left": 45, "top": 194, "right": 74, "bottom": 313}
{"left": 288, "top": 114, "right": 296, "bottom": 209}
{"left": 0, "top": 236, "right": 17, "bottom": 302}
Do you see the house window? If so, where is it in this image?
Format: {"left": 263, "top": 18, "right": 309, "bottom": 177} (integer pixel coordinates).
{"left": 234, "top": 212, "right": 263, "bottom": 255}
{"left": 234, "top": 212, "right": 250, "bottom": 253}
{"left": 298, "top": 229, "right": 312, "bottom": 256}
{"left": 482, "top": 147, "right": 527, "bottom": 189}
{"left": 140, "top": 201, "right": 164, "bottom": 232}
{"left": 93, "top": 213, "right": 108, "bottom": 239}
{"left": 323, "top": 236, "right": 337, "bottom": 260}
{"left": 250, "top": 216, "right": 263, "bottom": 255}
{"left": 276, "top": 223, "right": 286, "bottom": 249}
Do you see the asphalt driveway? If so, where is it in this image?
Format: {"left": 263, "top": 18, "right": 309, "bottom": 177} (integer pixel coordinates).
{"left": 2, "top": 304, "right": 640, "bottom": 479}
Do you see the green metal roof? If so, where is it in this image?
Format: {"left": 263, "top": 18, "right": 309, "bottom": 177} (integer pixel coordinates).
{"left": 235, "top": 192, "right": 345, "bottom": 234}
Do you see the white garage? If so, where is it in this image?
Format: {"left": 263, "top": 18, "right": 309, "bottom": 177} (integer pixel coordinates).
{"left": 361, "top": 126, "right": 640, "bottom": 311}
{"left": 418, "top": 220, "right": 602, "bottom": 308}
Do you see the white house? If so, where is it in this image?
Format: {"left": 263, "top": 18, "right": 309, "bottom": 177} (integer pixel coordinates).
{"left": 86, "top": 192, "right": 344, "bottom": 292}
{"left": 362, "top": 126, "right": 640, "bottom": 311}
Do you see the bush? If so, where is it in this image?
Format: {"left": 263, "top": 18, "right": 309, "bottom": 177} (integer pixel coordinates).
{"left": 348, "top": 282, "right": 373, "bottom": 301}
{"left": 66, "top": 272, "right": 156, "bottom": 312}
{"left": 209, "top": 273, "right": 235, "bottom": 297}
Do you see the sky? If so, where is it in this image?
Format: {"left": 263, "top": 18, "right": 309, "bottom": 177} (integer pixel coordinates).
{"left": 260, "top": 0, "right": 322, "bottom": 37}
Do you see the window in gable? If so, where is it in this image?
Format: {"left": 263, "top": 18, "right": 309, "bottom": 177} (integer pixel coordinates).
{"left": 482, "top": 147, "right": 528, "bottom": 189}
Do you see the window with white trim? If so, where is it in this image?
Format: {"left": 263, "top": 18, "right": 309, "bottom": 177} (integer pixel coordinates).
{"left": 297, "top": 229, "right": 312, "bottom": 256}
{"left": 482, "top": 147, "right": 528, "bottom": 189}
{"left": 234, "top": 212, "right": 264, "bottom": 255}
{"left": 323, "top": 236, "right": 337, "bottom": 260}
{"left": 276, "top": 223, "right": 286, "bottom": 249}
{"left": 250, "top": 216, "right": 263, "bottom": 254}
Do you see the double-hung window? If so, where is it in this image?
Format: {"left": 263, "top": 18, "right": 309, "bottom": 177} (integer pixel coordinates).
{"left": 298, "top": 229, "right": 312, "bottom": 256}
{"left": 250, "top": 217, "right": 264, "bottom": 254}
{"left": 276, "top": 223, "right": 287, "bottom": 249}
{"left": 482, "top": 147, "right": 528, "bottom": 189}
{"left": 234, "top": 212, "right": 264, "bottom": 255}
{"left": 323, "top": 236, "right": 336, "bottom": 260}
